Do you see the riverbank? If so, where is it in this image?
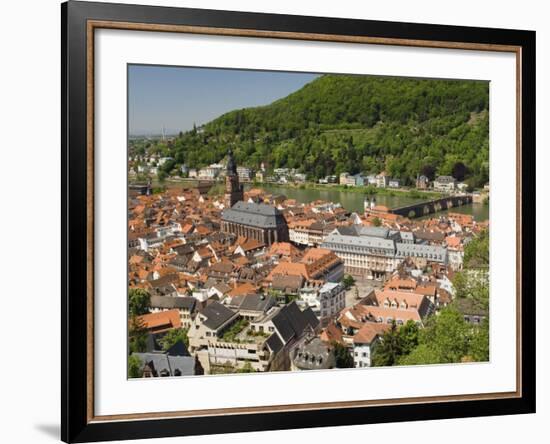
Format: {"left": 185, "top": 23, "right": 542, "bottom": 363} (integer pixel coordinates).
{"left": 130, "top": 178, "right": 488, "bottom": 221}
{"left": 134, "top": 176, "right": 445, "bottom": 200}
{"left": 270, "top": 182, "right": 445, "bottom": 200}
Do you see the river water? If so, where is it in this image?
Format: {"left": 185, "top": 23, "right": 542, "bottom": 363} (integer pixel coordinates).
{"left": 250, "top": 184, "right": 489, "bottom": 221}
{"left": 157, "top": 179, "right": 489, "bottom": 221}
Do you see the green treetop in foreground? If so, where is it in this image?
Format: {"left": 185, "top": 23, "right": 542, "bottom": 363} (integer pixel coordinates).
{"left": 453, "top": 229, "right": 490, "bottom": 310}
{"left": 332, "top": 341, "right": 355, "bottom": 368}
{"left": 371, "top": 320, "right": 420, "bottom": 367}
{"left": 398, "top": 308, "right": 472, "bottom": 365}
{"left": 159, "top": 328, "right": 189, "bottom": 350}
{"left": 128, "top": 288, "right": 151, "bottom": 354}
{"left": 128, "top": 288, "right": 151, "bottom": 317}
{"left": 128, "top": 354, "right": 142, "bottom": 378}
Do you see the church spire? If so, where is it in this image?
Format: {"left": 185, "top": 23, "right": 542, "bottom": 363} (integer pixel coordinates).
{"left": 224, "top": 147, "right": 243, "bottom": 208}
{"left": 226, "top": 148, "right": 237, "bottom": 176}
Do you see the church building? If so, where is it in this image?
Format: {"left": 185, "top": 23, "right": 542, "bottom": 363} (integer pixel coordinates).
{"left": 221, "top": 149, "right": 288, "bottom": 245}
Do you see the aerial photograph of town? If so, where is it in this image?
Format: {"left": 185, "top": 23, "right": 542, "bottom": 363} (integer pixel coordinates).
{"left": 127, "top": 66, "right": 490, "bottom": 378}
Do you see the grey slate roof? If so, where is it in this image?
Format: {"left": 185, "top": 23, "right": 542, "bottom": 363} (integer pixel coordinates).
{"left": 272, "top": 310, "right": 295, "bottom": 343}
{"left": 200, "top": 301, "right": 237, "bottom": 330}
{"left": 400, "top": 231, "right": 415, "bottom": 242}
{"left": 228, "top": 294, "right": 276, "bottom": 313}
{"left": 166, "top": 339, "right": 190, "bottom": 357}
{"left": 150, "top": 295, "right": 196, "bottom": 311}
{"left": 301, "top": 307, "right": 320, "bottom": 330}
{"left": 265, "top": 332, "right": 284, "bottom": 354}
{"left": 292, "top": 337, "right": 336, "bottom": 370}
{"left": 323, "top": 232, "right": 396, "bottom": 252}
{"left": 335, "top": 225, "right": 361, "bottom": 236}
{"left": 222, "top": 201, "right": 286, "bottom": 229}
{"left": 271, "top": 302, "right": 319, "bottom": 345}
{"left": 336, "top": 225, "right": 390, "bottom": 239}
{"left": 435, "top": 175, "right": 457, "bottom": 184}
{"left": 133, "top": 352, "right": 196, "bottom": 377}
{"left": 395, "top": 242, "right": 447, "bottom": 262}
{"left": 358, "top": 226, "right": 391, "bottom": 238}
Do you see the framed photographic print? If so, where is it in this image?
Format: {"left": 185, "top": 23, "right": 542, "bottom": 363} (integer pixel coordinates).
{"left": 61, "top": 1, "right": 536, "bottom": 442}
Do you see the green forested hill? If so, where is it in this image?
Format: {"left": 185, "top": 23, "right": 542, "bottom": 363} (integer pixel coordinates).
{"left": 150, "top": 74, "right": 489, "bottom": 187}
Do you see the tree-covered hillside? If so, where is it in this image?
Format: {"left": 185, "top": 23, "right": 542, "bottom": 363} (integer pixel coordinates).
{"left": 143, "top": 74, "right": 489, "bottom": 188}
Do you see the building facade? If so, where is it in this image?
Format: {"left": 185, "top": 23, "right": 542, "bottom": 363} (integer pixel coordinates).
{"left": 416, "top": 175, "right": 430, "bottom": 189}
{"left": 237, "top": 166, "right": 254, "bottom": 182}
{"left": 222, "top": 201, "right": 289, "bottom": 246}
{"left": 434, "top": 175, "right": 457, "bottom": 192}
{"left": 321, "top": 226, "right": 447, "bottom": 280}
{"left": 317, "top": 282, "right": 346, "bottom": 326}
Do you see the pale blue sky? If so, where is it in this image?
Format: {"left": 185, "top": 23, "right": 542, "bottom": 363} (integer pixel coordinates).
{"left": 128, "top": 65, "right": 318, "bottom": 136}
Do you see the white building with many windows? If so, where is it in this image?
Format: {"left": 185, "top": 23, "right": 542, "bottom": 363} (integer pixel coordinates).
{"left": 299, "top": 282, "right": 346, "bottom": 327}
{"left": 434, "top": 175, "right": 457, "bottom": 192}
{"left": 321, "top": 225, "right": 447, "bottom": 280}
{"left": 318, "top": 282, "right": 346, "bottom": 326}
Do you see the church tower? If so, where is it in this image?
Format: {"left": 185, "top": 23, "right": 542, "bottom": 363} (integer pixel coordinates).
{"left": 224, "top": 148, "right": 244, "bottom": 208}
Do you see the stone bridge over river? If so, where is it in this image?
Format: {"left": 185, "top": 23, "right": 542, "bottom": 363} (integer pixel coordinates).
{"left": 389, "top": 194, "right": 473, "bottom": 218}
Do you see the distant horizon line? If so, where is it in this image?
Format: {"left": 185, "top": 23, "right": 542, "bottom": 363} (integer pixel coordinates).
{"left": 129, "top": 130, "right": 182, "bottom": 138}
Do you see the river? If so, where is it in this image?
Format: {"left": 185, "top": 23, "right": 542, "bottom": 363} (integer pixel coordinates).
{"left": 247, "top": 184, "right": 489, "bottom": 221}
{"left": 157, "top": 179, "right": 489, "bottom": 221}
